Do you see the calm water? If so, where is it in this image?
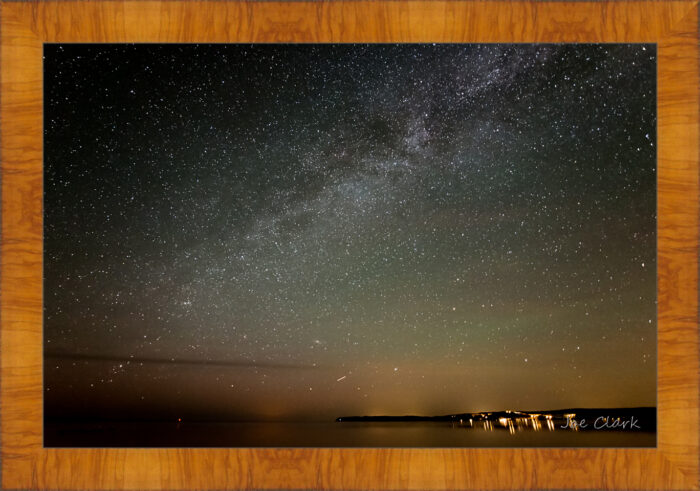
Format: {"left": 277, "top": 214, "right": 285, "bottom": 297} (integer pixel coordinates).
{"left": 45, "top": 421, "right": 655, "bottom": 447}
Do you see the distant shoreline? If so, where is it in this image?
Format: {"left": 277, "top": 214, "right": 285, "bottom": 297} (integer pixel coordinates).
{"left": 336, "top": 407, "right": 656, "bottom": 432}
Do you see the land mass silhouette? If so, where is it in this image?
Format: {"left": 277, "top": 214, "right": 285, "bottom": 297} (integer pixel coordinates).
{"left": 336, "top": 406, "right": 656, "bottom": 432}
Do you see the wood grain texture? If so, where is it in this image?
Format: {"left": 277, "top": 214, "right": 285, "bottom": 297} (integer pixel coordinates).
{"left": 1, "top": 1, "right": 698, "bottom": 489}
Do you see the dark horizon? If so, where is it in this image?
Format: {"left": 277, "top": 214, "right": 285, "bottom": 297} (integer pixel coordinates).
{"left": 45, "top": 405, "right": 656, "bottom": 424}
{"left": 44, "top": 405, "right": 656, "bottom": 447}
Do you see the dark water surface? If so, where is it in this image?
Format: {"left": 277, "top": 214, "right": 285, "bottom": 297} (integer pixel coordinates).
{"left": 46, "top": 421, "right": 655, "bottom": 447}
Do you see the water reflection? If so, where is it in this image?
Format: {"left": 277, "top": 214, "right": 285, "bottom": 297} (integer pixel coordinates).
{"left": 45, "top": 415, "right": 656, "bottom": 447}
{"left": 451, "top": 411, "right": 572, "bottom": 434}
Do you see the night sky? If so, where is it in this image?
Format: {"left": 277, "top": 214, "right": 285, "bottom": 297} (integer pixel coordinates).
{"left": 44, "top": 44, "right": 656, "bottom": 423}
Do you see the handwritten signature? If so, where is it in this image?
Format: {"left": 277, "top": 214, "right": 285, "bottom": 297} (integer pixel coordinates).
{"left": 560, "top": 415, "right": 642, "bottom": 431}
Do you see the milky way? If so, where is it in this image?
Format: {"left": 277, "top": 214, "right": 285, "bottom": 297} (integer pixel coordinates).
{"left": 44, "top": 44, "right": 656, "bottom": 422}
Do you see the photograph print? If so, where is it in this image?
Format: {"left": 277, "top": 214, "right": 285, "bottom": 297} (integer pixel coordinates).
{"left": 44, "top": 43, "right": 656, "bottom": 447}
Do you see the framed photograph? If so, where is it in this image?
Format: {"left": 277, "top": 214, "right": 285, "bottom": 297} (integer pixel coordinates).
{"left": 1, "top": 1, "right": 698, "bottom": 489}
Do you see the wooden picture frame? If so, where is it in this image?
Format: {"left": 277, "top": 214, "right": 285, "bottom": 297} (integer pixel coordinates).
{"left": 1, "top": 1, "right": 697, "bottom": 489}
